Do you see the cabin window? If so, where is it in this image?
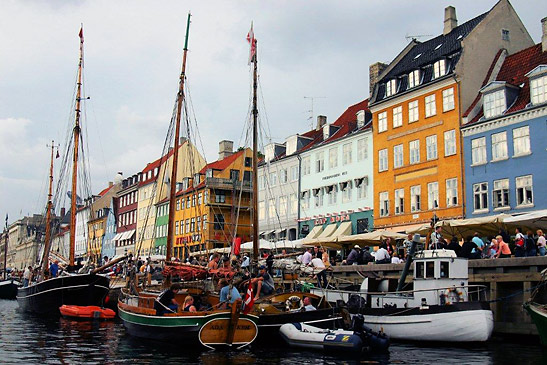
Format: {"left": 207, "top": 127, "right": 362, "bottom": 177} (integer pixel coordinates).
{"left": 415, "top": 262, "right": 424, "bottom": 278}
{"left": 440, "top": 261, "right": 449, "bottom": 278}
{"left": 426, "top": 261, "right": 435, "bottom": 278}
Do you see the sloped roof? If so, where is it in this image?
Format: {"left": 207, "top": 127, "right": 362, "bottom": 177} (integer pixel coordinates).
{"left": 199, "top": 149, "right": 246, "bottom": 174}
{"left": 97, "top": 184, "right": 114, "bottom": 197}
{"left": 463, "top": 44, "right": 547, "bottom": 126}
{"left": 373, "top": 11, "right": 488, "bottom": 104}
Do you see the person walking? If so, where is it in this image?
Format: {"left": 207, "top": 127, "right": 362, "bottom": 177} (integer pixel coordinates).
{"left": 537, "top": 230, "right": 546, "bottom": 256}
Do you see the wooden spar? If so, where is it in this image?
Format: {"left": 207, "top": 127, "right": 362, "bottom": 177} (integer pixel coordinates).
{"left": 251, "top": 39, "right": 259, "bottom": 269}
{"left": 3, "top": 221, "right": 7, "bottom": 280}
{"left": 166, "top": 13, "right": 191, "bottom": 263}
{"left": 91, "top": 255, "right": 127, "bottom": 274}
{"left": 69, "top": 27, "right": 85, "bottom": 267}
{"left": 40, "top": 141, "right": 56, "bottom": 275}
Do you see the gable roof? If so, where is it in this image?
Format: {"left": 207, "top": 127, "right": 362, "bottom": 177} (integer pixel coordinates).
{"left": 372, "top": 11, "right": 488, "bottom": 104}
{"left": 463, "top": 44, "right": 547, "bottom": 126}
{"left": 199, "top": 149, "right": 246, "bottom": 174}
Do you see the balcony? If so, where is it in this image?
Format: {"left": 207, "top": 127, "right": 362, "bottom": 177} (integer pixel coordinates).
{"left": 205, "top": 177, "right": 252, "bottom": 192}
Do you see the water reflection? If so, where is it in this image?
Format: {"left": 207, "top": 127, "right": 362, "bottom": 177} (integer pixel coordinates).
{"left": 1, "top": 299, "right": 546, "bottom": 364}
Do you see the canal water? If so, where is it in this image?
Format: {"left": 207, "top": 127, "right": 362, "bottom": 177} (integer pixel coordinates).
{"left": 1, "top": 299, "right": 546, "bottom": 364}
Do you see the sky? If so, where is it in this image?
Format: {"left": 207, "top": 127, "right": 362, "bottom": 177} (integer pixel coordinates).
{"left": 0, "top": 0, "right": 545, "bottom": 223}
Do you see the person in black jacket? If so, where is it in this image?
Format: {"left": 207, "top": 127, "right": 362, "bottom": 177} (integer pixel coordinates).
{"left": 447, "top": 236, "right": 461, "bottom": 256}
{"left": 360, "top": 246, "right": 374, "bottom": 264}
{"left": 459, "top": 236, "right": 477, "bottom": 259}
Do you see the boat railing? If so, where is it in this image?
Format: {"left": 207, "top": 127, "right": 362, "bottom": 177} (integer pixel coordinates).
{"left": 366, "top": 284, "right": 490, "bottom": 306}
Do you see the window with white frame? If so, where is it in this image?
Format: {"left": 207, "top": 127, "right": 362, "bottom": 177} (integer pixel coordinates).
{"left": 379, "top": 192, "right": 389, "bottom": 217}
{"left": 378, "top": 149, "right": 388, "bottom": 172}
{"left": 197, "top": 216, "right": 201, "bottom": 232}
{"left": 357, "top": 138, "right": 368, "bottom": 161}
{"left": 409, "top": 100, "right": 419, "bottom": 123}
{"left": 300, "top": 191, "right": 310, "bottom": 210}
{"left": 269, "top": 172, "right": 277, "bottom": 186}
{"left": 355, "top": 177, "right": 368, "bottom": 200}
{"left": 313, "top": 188, "right": 324, "bottom": 207}
{"left": 175, "top": 221, "right": 179, "bottom": 235}
{"left": 446, "top": 178, "right": 458, "bottom": 207}
{"left": 442, "top": 87, "right": 455, "bottom": 112}
{"left": 326, "top": 185, "right": 338, "bottom": 205}
{"left": 342, "top": 143, "right": 352, "bottom": 165}
{"left": 341, "top": 181, "right": 352, "bottom": 203}
{"left": 484, "top": 90, "right": 506, "bottom": 118}
{"left": 302, "top": 156, "right": 311, "bottom": 175}
{"left": 393, "top": 144, "right": 404, "bottom": 168}
{"left": 386, "top": 79, "right": 397, "bottom": 97}
{"left": 190, "top": 218, "right": 195, "bottom": 232}
{"left": 427, "top": 182, "right": 439, "bottom": 210}
{"left": 316, "top": 151, "right": 325, "bottom": 173}
{"left": 473, "top": 182, "right": 488, "bottom": 212}
{"left": 513, "top": 126, "right": 531, "bottom": 156}
{"left": 290, "top": 165, "right": 299, "bottom": 181}
{"left": 393, "top": 106, "right": 403, "bottom": 128}
{"left": 201, "top": 214, "right": 207, "bottom": 231}
{"left": 433, "top": 60, "right": 446, "bottom": 79}
{"left": 395, "top": 188, "right": 404, "bottom": 215}
{"left": 408, "top": 70, "right": 421, "bottom": 88}
{"left": 280, "top": 169, "right": 288, "bottom": 184}
{"left": 279, "top": 196, "right": 287, "bottom": 216}
{"left": 530, "top": 75, "right": 547, "bottom": 105}
{"left": 289, "top": 193, "right": 297, "bottom": 215}
{"left": 444, "top": 129, "right": 456, "bottom": 156}
{"left": 409, "top": 140, "right": 420, "bottom": 164}
{"left": 268, "top": 198, "right": 276, "bottom": 219}
{"left": 378, "top": 111, "right": 387, "bottom": 132}
{"left": 426, "top": 135, "right": 438, "bottom": 160}
{"left": 471, "top": 137, "right": 487, "bottom": 165}
{"left": 516, "top": 175, "right": 533, "bottom": 206}
{"left": 185, "top": 219, "right": 190, "bottom": 233}
{"left": 493, "top": 179, "right": 509, "bottom": 209}
{"left": 258, "top": 201, "right": 265, "bottom": 220}
{"left": 425, "top": 94, "right": 436, "bottom": 117}
{"left": 258, "top": 175, "right": 265, "bottom": 190}
{"left": 328, "top": 147, "right": 338, "bottom": 169}
{"left": 491, "top": 131, "right": 508, "bottom": 161}
{"left": 410, "top": 185, "right": 421, "bottom": 212}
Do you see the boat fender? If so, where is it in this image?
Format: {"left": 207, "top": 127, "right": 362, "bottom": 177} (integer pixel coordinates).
{"left": 323, "top": 333, "right": 363, "bottom": 353}
{"left": 443, "top": 288, "right": 464, "bottom": 305}
{"left": 285, "top": 296, "right": 304, "bottom": 312}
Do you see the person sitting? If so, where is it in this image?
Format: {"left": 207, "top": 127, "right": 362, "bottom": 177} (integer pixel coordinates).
{"left": 301, "top": 248, "right": 313, "bottom": 265}
{"left": 495, "top": 235, "right": 512, "bottom": 258}
{"left": 470, "top": 232, "right": 484, "bottom": 259}
{"left": 208, "top": 253, "right": 220, "bottom": 270}
{"left": 459, "top": 236, "right": 478, "bottom": 259}
{"left": 250, "top": 265, "right": 275, "bottom": 300}
{"left": 218, "top": 278, "right": 242, "bottom": 309}
{"left": 155, "top": 283, "right": 182, "bottom": 315}
{"left": 303, "top": 296, "right": 316, "bottom": 311}
{"left": 360, "top": 246, "right": 374, "bottom": 264}
{"left": 344, "top": 245, "right": 361, "bottom": 265}
{"left": 447, "top": 237, "right": 461, "bottom": 256}
{"left": 391, "top": 253, "right": 402, "bottom": 264}
{"left": 310, "top": 255, "right": 327, "bottom": 289}
{"left": 375, "top": 244, "right": 391, "bottom": 264}
{"left": 183, "top": 295, "right": 197, "bottom": 312}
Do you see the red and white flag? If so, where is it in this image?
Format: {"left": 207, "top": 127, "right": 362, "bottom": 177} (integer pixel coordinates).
{"left": 79, "top": 26, "right": 84, "bottom": 43}
{"left": 242, "top": 280, "right": 254, "bottom": 314}
{"left": 246, "top": 22, "right": 256, "bottom": 65}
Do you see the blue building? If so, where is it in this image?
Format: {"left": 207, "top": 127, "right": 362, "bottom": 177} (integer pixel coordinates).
{"left": 461, "top": 43, "right": 547, "bottom": 217}
{"left": 102, "top": 200, "right": 117, "bottom": 261}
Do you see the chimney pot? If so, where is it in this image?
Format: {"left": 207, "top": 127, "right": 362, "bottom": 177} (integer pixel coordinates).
{"left": 218, "top": 140, "right": 234, "bottom": 160}
{"left": 542, "top": 17, "right": 547, "bottom": 53}
{"left": 316, "top": 115, "right": 327, "bottom": 131}
{"left": 443, "top": 6, "right": 458, "bottom": 35}
{"left": 369, "top": 62, "right": 388, "bottom": 96}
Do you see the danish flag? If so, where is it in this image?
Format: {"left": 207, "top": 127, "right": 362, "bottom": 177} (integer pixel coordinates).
{"left": 242, "top": 281, "right": 254, "bottom": 315}
{"left": 246, "top": 22, "right": 257, "bottom": 65}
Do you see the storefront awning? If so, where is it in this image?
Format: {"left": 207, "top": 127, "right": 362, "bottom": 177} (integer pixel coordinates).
{"left": 120, "top": 229, "right": 135, "bottom": 241}
{"left": 304, "top": 225, "right": 323, "bottom": 240}
{"left": 331, "top": 221, "right": 352, "bottom": 238}
{"left": 317, "top": 224, "right": 338, "bottom": 239}
{"left": 112, "top": 233, "right": 124, "bottom": 241}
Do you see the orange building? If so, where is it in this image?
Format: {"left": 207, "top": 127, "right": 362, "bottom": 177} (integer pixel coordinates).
{"left": 368, "top": 3, "right": 532, "bottom": 231}
{"left": 172, "top": 142, "right": 253, "bottom": 259}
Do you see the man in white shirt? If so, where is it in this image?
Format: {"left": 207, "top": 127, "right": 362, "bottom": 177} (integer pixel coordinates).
{"left": 303, "top": 296, "right": 316, "bottom": 311}
{"left": 310, "top": 255, "right": 327, "bottom": 288}
{"left": 302, "top": 248, "right": 313, "bottom": 265}
{"left": 375, "top": 244, "right": 391, "bottom": 264}
{"left": 23, "top": 266, "right": 32, "bottom": 287}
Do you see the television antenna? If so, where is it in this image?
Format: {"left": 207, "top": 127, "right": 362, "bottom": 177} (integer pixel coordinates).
{"left": 405, "top": 34, "right": 433, "bottom": 41}
{"left": 304, "top": 96, "right": 326, "bottom": 129}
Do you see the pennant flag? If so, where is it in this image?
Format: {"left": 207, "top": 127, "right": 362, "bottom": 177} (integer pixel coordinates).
{"left": 56, "top": 149, "right": 60, "bottom": 159}
{"left": 79, "top": 26, "right": 84, "bottom": 43}
{"left": 242, "top": 280, "right": 254, "bottom": 315}
{"left": 246, "top": 22, "right": 257, "bottom": 65}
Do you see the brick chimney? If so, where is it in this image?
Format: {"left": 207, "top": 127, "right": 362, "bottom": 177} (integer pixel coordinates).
{"left": 542, "top": 17, "right": 547, "bottom": 53}
{"left": 316, "top": 115, "right": 327, "bottom": 131}
{"left": 369, "top": 62, "right": 388, "bottom": 96}
{"left": 443, "top": 6, "right": 457, "bottom": 35}
{"left": 218, "top": 140, "right": 234, "bottom": 160}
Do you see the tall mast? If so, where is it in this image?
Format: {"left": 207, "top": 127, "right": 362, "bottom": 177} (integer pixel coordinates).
{"left": 166, "top": 13, "right": 191, "bottom": 262}
{"left": 69, "top": 26, "right": 84, "bottom": 267}
{"left": 41, "top": 141, "right": 56, "bottom": 275}
{"left": 251, "top": 40, "right": 259, "bottom": 268}
{"left": 3, "top": 218, "right": 8, "bottom": 281}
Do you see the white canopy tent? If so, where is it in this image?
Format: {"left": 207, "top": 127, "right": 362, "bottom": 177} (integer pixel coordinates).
{"left": 504, "top": 209, "right": 547, "bottom": 231}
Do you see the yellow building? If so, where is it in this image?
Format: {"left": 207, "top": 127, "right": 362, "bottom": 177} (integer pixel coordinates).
{"left": 86, "top": 183, "right": 120, "bottom": 262}
{"left": 368, "top": 3, "right": 533, "bottom": 230}
{"left": 173, "top": 143, "right": 252, "bottom": 259}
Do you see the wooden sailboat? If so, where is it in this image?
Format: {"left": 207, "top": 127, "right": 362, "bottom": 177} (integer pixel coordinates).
{"left": 16, "top": 28, "right": 110, "bottom": 314}
{"left": 117, "top": 14, "right": 258, "bottom": 349}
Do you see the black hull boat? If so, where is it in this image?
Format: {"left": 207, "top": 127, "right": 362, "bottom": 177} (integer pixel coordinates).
{"left": 0, "top": 279, "right": 20, "bottom": 300}
{"left": 17, "top": 273, "right": 109, "bottom": 315}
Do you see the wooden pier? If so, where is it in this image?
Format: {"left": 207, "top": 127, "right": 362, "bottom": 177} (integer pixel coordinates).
{"left": 326, "top": 256, "right": 547, "bottom": 336}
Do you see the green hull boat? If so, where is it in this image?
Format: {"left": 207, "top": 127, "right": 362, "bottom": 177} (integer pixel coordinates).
{"left": 523, "top": 302, "right": 547, "bottom": 346}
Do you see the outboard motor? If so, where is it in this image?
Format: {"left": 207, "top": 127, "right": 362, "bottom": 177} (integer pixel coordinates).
{"left": 351, "top": 314, "right": 390, "bottom": 353}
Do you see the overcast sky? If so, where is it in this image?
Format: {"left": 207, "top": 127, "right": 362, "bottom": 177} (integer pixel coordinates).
{"left": 0, "top": 0, "right": 544, "bottom": 223}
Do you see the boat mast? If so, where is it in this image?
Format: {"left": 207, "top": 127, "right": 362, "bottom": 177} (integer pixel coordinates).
{"left": 40, "top": 141, "right": 56, "bottom": 276}
{"left": 3, "top": 219, "right": 7, "bottom": 280}
{"left": 166, "top": 13, "right": 191, "bottom": 263}
{"left": 251, "top": 37, "right": 259, "bottom": 268}
{"left": 69, "top": 26, "right": 84, "bottom": 268}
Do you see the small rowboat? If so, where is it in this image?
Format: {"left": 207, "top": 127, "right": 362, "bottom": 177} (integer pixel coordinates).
{"left": 59, "top": 305, "right": 116, "bottom": 320}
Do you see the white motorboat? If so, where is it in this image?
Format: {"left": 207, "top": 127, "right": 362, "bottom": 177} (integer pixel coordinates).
{"left": 311, "top": 250, "right": 494, "bottom": 342}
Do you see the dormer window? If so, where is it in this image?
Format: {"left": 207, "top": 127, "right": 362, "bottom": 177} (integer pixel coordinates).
{"left": 385, "top": 79, "right": 397, "bottom": 97}
{"left": 484, "top": 89, "right": 506, "bottom": 118}
{"left": 206, "top": 169, "right": 213, "bottom": 178}
{"left": 433, "top": 60, "right": 446, "bottom": 79}
{"left": 356, "top": 110, "right": 365, "bottom": 128}
{"left": 527, "top": 65, "right": 547, "bottom": 105}
{"left": 323, "top": 124, "right": 330, "bottom": 140}
{"left": 408, "top": 70, "right": 421, "bottom": 88}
